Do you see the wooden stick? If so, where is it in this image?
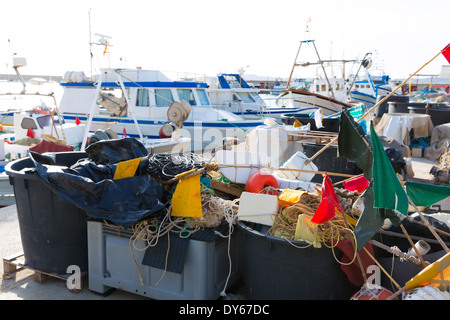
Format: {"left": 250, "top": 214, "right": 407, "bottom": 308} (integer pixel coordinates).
{"left": 218, "top": 164, "right": 356, "bottom": 178}
{"left": 362, "top": 246, "right": 402, "bottom": 291}
{"left": 304, "top": 47, "right": 448, "bottom": 166}
{"left": 399, "top": 224, "right": 427, "bottom": 268}
{"left": 340, "top": 211, "right": 368, "bottom": 283}
{"left": 333, "top": 173, "right": 364, "bottom": 186}
{"left": 406, "top": 194, "right": 450, "bottom": 253}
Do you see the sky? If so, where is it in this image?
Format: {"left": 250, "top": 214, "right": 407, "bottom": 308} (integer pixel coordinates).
{"left": 0, "top": 0, "right": 449, "bottom": 81}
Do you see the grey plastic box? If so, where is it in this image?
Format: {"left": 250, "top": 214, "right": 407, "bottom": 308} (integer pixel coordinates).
{"left": 87, "top": 221, "right": 242, "bottom": 300}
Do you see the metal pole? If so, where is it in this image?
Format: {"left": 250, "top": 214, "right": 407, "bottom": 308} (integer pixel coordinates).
{"left": 116, "top": 70, "right": 143, "bottom": 140}
{"left": 80, "top": 70, "right": 105, "bottom": 151}
{"left": 286, "top": 41, "right": 303, "bottom": 89}
{"left": 312, "top": 40, "right": 335, "bottom": 100}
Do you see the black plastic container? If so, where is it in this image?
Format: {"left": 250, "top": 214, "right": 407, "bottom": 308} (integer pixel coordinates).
{"left": 280, "top": 114, "right": 340, "bottom": 132}
{"left": 6, "top": 152, "right": 89, "bottom": 274}
{"left": 375, "top": 95, "right": 409, "bottom": 118}
{"left": 302, "top": 143, "right": 363, "bottom": 183}
{"left": 408, "top": 104, "right": 450, "bottom": 126}
{"left": 237, "top": 220, "right": 357, "bottom": 300}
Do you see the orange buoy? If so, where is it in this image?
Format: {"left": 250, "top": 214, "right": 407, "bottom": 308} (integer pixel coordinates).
{"left": 245, "top": 172, "right": 279, "bottom": 195}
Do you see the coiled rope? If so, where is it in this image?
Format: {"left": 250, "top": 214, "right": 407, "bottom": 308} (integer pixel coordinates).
{"left": 267, "top": 191, "right": 358, "bottom": 266}
{"left": 146, "top": 152, "right": 204, "bottom": 181}
{"left": 128, "top": 187, "right": 239, "bottom": 293}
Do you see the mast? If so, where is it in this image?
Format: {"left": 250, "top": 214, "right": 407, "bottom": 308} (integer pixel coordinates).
{"left": 88, "top": 9, "right": 93, "bottom": 79}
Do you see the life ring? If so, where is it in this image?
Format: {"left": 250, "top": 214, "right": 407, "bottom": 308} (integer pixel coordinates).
{"left": 33, "top": 107, "right": 54, "bottom": 115}
{"left": 245, "top": 172, "right": 279, "bottom": 195}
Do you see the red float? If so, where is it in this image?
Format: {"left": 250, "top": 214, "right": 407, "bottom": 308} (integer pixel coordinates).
{"left": 351, "top": 285, "right": 396, "bottom": 300}
{"left": 245, "top": 172, "right": 279, "bottom": 195}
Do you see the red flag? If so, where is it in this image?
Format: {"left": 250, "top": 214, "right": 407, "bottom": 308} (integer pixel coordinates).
{"left": 343, "top": 175, "right": 369, "bottom": 193}
{"left": 123, "top": 127, "right": 127, "bottom": 138}
{"left": 75, "top": 115, "right": 81, "bottom": 126}
{"left": 442, "top": 43, "right": 450, "bottom": 64}
{"left": 26, "top": 128, "right": 35, "bottom": 139}
{"left": 103, "top": 41, "right": 108, "bottom": 56}
{"left": 311, "top": 173, "right": 343, "bottom": 224}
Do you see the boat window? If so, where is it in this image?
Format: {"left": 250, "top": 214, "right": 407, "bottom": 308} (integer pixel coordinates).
{"left": 197, "top": 89, "right": 210, "bottom": 106}
{"left": 321, "top": 84, "right": 326, "bottom": 92}
{"left": 177, "top": 89, "right": 196, "bottom": 106}
{"left": 136, "top": 89, "right": 150, "bottom": 107}
{"left": 237, "top": 92, "right": 255, "bottom": 103}
{"left": 316, "top": 85, "right": 319, "bottom": 92}
{"left": 336, "top": 84, "right": 340, "bottom": 90}
{"left": 36, "top": 115, "right": 51, "bottom": 128}
{"left": 21, "top": 118, "right": 38, "bottom": 130}
{"left": 252, "top": 93, "right": 264, "bottom": 103}
{"left": 155, "top": 89, "right": 174, "bottom": 107}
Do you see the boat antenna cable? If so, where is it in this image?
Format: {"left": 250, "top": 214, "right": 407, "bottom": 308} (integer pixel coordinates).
{"left": 347, "top": 52, "right": 372, "bottom": 95}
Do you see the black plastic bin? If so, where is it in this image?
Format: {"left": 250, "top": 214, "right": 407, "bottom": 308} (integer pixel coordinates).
{"left": 237, "top": 221, "right": 357, "bottom": 300}
{"left": 408, "top": 104, "right": 450, "bottom": 126}
{"left": 302, "top": 143, "right": 363, "bottom": 183}
{"left": 280, "top": 114, "right": 340, "bottom": 132}
{"left": 6, "top": 152, "right": 89, "bottom": 274}
{"left": 375, "top": 95, "right": 409, "bottom": 118}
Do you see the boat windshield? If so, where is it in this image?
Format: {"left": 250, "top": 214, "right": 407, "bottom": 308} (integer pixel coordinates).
{"left": 177, "top": 89, "right": 196, "bottom": 106}
{"left": 236, "top": 92, "right": 256, "bottom": 103}
{"left": 197, "top": 89, "right": 210, "bottom": 106}
{"left": 155, "top": 89, "right": 174, "bottom": 107}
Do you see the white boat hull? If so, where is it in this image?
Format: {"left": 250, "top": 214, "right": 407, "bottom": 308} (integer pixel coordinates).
{"left": 276, "top": 90, "right": 350, "bottom": 116}
{"left": 62, "top": 114, "right": 265, "bottom": 152}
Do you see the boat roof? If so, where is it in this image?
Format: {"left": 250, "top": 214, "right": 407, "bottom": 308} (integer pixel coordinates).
{"left": 60, "top": 68, "right": 209, "bottom": 89}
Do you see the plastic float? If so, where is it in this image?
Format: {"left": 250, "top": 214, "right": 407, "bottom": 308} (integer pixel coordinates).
{"left": 215, "top": 149, "right": 270, "bottom": 184}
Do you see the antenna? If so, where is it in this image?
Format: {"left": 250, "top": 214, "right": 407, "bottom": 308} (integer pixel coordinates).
{"left": 88, "top": 10, "right": 113, "bottom": 77}
{"left": 94, "top": 33, "right": 112, "bottom": 45}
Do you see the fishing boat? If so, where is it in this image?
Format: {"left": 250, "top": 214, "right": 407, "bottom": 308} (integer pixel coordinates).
{"left": 275, "top": 87, "right": 353, "bottom": 116}
{"left": 207, "top": 73, "right": 305, "bottom": 120}
{"left": 273, "top": 39, "right": 360, "bottom": 116}
{"left": 58, "top": 68, "right": 267, "bottom": 152}
{"left": 347, "top": 53, "right": 400, "bottom": 109}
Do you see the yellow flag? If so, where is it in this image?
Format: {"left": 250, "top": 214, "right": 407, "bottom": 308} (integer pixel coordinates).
{"left": 405, "top": 252, "right": 450, "bottom": 291}
{"left": 113, "top": 157, "right": 141, "bottom": 180}
{"left": 171, "top": 172, "right": 203, "bottom": 218}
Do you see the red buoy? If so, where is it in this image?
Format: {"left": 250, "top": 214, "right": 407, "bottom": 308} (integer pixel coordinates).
{"left": 245, "top": 172, "right": 279, "bottom": 195}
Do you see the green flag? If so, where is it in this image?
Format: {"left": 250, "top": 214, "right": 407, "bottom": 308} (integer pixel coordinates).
{"left": 405, "top": 181, "right": 450, "bottom": 207}
{"left": 370, "top": 122, "right": 408, "bottom": 216}
{"left": 337, "top": 109, "right": 372, "bottom": 180}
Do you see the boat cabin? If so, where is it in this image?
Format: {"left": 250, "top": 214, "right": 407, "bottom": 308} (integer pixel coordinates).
{"left": 59, "top": 69, "right": 212, "bottom": 122}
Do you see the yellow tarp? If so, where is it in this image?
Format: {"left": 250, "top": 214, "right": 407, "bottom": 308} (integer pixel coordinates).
{"left": 171, "top": 170, "right": 203, "bottom": 218}
{"left": 294, "top": 214, "right": 321, "bottom": 248}
{"left": 113, "top": 157, "right": 141, "bottom": 180}
{"left": 278, "top": 189, "right": 306, "bottom": 205}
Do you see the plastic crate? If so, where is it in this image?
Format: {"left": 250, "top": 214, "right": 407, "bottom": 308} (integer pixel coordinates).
{"left": 87, "top": 221, "right": 242, "bottom": 300}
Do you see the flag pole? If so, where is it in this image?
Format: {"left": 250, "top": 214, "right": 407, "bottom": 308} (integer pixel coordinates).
{"left": 305, "top": 46, "right": 447, "bottom": 166}
{"left": 406, "top": 193, "right": 450, "bottom": 253}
